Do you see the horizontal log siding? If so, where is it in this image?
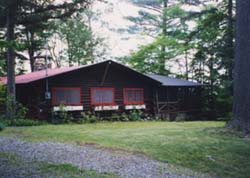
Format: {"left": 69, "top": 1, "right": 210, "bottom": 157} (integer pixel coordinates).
{"left": 17, "top": 63, "right": 156, "bottom": 117}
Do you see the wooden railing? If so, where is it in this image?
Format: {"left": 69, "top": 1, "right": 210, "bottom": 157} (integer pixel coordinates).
{"left": 157, "top": 101, "right": 179, "bottom": 113}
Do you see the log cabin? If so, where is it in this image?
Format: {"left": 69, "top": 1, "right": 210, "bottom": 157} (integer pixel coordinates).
{"left": 0, "top": 60, "right": 203, "bottom": 119}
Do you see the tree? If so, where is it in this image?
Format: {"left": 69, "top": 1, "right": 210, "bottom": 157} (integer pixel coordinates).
{"left": 125, "top": 0, "right": 235, "bottom": 118}
{"left": 227, "top": 0, "right": 250, "bottom": 135}
{"left": 124, "top": 2, "right": 192, "bottom": 75}
{"left": 21, "top": 22, "right": 51, "bottom": 72}
{"left": 0, "top": 0, "right": 90, "bottom": 119}
{"left": 55, "top": 14, "right": 104, "bottom": 66}
{"left": 5, "top": 0, "right": 18, "bottom": 119}
{"left": 189, "top": 1, "right": 235, "bottom": 118}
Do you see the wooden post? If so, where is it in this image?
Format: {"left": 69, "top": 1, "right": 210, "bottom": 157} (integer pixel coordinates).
{"left": 100, "top": 62, "right": 111, "bottom": 86}
{"left": 155, "top": 89, "right": 159, "bottom": 115}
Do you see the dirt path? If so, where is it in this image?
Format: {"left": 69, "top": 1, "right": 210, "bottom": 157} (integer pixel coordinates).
{"left": 0, "top": 136, "right": 191, "bottom": 178}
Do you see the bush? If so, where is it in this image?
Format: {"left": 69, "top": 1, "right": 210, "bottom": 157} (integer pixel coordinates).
{"left": 120, "top": 112, "right": 129, "bottom": 121}
{"left": 15, "top": 102, "right": 28, "bottom": 120}
{"left": 79, "top": 112, "right": 97, "bottom": 123}
{"left": 0, "top": 122, "right": 6, "bottom": 131}
{"left": 128, "top": 110, "right": 142, "bottom": 121}
{"left": 51, "top": 105, "right": 73, "bottom": 124}
{"left": 106, "top": 111, "right": 145, "bottom": 122}
{"left": 0, "top": 119, "right": 46, "bottom": 127}
{"left": 175, "top": 113, "right": 187, "bottom": 122}
{"left": 110, "top": 113, "right": 121, "bottom": 121}
{"left": 4, "top": 95, "right": 28, "bottom": 120}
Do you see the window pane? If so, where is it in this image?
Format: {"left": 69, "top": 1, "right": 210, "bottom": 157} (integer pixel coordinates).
{"left": 91, "top": 89, "right": 114, "bottom": 104}
{"left": 124, "top": 89, "right": 143, "bottom": 104}
{"left": 135, "top": 90, "right": 142, "bottom": 101}
{"left": 53, "top": 88, "right": 80, "bottom": 105}
{"left": 54, "top": 90, "right": 65, "bottom": 104}
{"left": 66, "top": 90, "right": 80, "bottom": 104}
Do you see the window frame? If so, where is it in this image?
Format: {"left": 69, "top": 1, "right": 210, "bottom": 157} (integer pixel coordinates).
{"left": 123, "top": 88, "right": 144, "bottom": 105}
{"left": 90, "top": 87, "right": 115, "bottom": 106}
{"left": 51, "top": 87, "right": 82, "bottom": 106}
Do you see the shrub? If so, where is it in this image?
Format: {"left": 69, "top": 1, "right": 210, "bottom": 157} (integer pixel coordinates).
{"left": 15, "top": 102, "right": 28, "bottom": 120}
{"left": 120, "top": 112, "right": 129, "bottom": 121}
{"left": 128, "top": 110, "right": 142, "bottom": 121}
{"left": 110, "top": 113, "right": 120, "bottom": 121}
{"left": 80, "top": 112, "right": 97, "bottom": 123}
{"left": 0, "top": 122, "right": 6, "bottom": 131}
{"left": 51, "top": 105, "right": 73, "bottom": 124}
{"left": 0, "top": 119, "right": 46, "bottom": 127}
{"left": 4, "top": 95, "right": 28, "bottom": 120}
{"left": 175, "top": 113, "right": 187, "bottom": 122}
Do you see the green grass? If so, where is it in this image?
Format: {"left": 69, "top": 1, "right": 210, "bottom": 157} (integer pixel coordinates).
{"left": 38, "top": 163, "right": 116, "bottom": 178}
{"left": 0, "top": 152, "right": 116, "bottom": 178}
{"left": 1, "top": 121, "right": 250, "bottom": 178}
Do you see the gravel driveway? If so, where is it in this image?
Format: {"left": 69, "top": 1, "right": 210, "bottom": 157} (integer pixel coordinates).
{"left": 0, "top": 136, "right": 190, "bottom": 178}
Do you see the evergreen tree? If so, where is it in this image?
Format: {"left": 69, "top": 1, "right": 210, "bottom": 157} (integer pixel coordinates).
{"left": 0, "top": 0, "right": 90, "bottom": 119}
{"left": 55, "top": 14, "right": 104, "bottom": 66}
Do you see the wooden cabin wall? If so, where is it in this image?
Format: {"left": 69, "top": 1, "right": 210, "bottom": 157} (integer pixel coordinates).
{"left": 16, "top": 63, "right": 157, "bottom": 119}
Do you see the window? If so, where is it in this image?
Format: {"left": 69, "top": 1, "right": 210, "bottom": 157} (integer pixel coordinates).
{"left": 123, "top": 88, "right": 144, "bottom": 104}
{"left": 52, "top": 87, "right": 81, "bottom": 106}
{"left": 90, "top": 88, "right": 115, "bottom": 105}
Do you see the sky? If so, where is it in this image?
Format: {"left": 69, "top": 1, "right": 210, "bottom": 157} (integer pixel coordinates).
{"left": 88, "top": 0, "right": 218, "bottom": 58}
{"left": 91, "top": 0, "right": 153, "bottom": 58}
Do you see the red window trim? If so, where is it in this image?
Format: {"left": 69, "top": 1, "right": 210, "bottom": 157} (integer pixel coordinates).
{"left": 123, "top": 88, "right": 144, "bottom": 105}
{"left": 90, "top": 87, "right": 115, "bottom": 106}
{"left": 51, "top": 87, "right": 82, "bottom": 106}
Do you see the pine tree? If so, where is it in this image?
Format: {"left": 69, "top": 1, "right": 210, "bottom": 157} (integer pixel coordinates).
{"left": 0, "top": 0, "right": 90, "bottom": 119}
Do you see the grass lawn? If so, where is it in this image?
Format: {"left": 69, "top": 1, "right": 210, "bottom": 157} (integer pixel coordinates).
{"left": 1, "top": 121, "right": 250, "bottom": 178}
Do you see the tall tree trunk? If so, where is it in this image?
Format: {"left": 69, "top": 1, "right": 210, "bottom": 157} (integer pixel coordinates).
{"left": 227, "top": 0, "right": 250, "bottom": 135}
{"left": 162, "top": 0, "right": 167, "bottom": 37}
{"left": 6, "top": 3, "right": 17, "bottom": 119}
{"left": 209, "top": 58, "right": 215, "bottom": 116}
{"left": 185, "top": 49, "right": 188, "bottom": 80}
{"left": 227, "top": 0, "right": 234, "bottom": 82}
{"left": 226, "top": 0, "right": 234, "bottom": 97}
{"left": 87, "top": 10, "right": 94, "bottom": 64}
{"left": 160, "top": 0, "right": 168, "bottom": 74}
{"left": 28, "top": 31, "right": 35, "bottom": 72}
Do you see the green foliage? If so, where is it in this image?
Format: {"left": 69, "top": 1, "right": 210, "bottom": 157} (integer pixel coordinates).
{"left": 0, "top": 0, "right": 90, "bottom": 72}
{"left": 110, "top": 113, "right": 121, "bottom": 121}
{"left": 0, "top": 122, "right": 6, "bottom": 131}
{"left": 80, "top": 111, "right": 97, "bottom": 123}
{"left": 4, "top": 96, "right": 28, "bottom": 120}
{"left": 128, "top": 110, "right": 143, "bottom": 121}
{"left": 38, "top": 163, "right": 116, "bottom": 178}
{"left": 123, "top": 35, "right": 184, "bottom": 75}
{"left": 55, "top": 14, "right": 104, "bottom": 65}
{"left": 109, "top": 110, "right": 144, "bottom": 122}
{"left": 110, "top": 112, "right": 130, "bottom": 122}
{"left": 0, "top": 119, "right": 46, "bottom": 127}
{"left": 124, "top": 0, "right": 235, "bottom": 119}
{"left": 120, "top": 112, "right": 130, "bottom": 121}
{"left": 190, "top": 3, "right": 234, "bottom": 118}
{"left": 15, "top": 102, "right": 28, "bottom": 120}
{"left": 0, "top": 87, "right": 28, "bottom": 120}
{"left": 129, "top": 0, "right": 162, "bottom": 6}
{"left": 124, "top": 4, "right": 192, "bottom": 75}
{"left": 0, "top": 85, "right": 6, "bottom": 110}
{"left": 51, "top": 105, "right": 73, "bottom": 124}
